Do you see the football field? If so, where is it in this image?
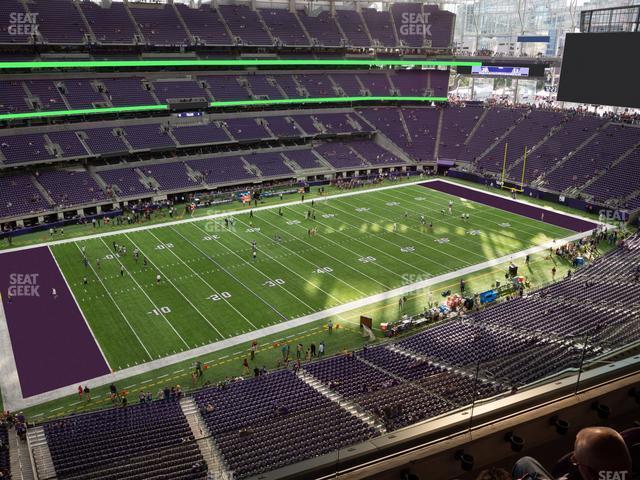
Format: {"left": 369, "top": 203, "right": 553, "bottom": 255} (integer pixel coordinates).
{"left": 0, "top": 179, "right": 602, "bottom": 410}
{"left": 51, "top": 182, "right": 576, "bottom": 371}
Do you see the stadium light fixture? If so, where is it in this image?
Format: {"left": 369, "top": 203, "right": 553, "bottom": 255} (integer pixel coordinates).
{"left": 0, "top": 59, "right": 482, "bottom": 70}
{"left": 0, "top": 96, "right": 448, "bottom": 122}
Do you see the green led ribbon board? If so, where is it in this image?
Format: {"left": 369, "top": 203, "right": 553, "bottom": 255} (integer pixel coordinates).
{"left": 0, "top": 96, "right": 448, "bottom": 122}
{"left": 0, "top": 59, "right": 482, "bottom": 70}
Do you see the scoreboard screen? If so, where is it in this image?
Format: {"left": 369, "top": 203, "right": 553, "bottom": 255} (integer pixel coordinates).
{"left": 471, "top": 66, "right": 530, "bottom": 77}
{"left": 558, "top": 32, "right": 640, "bottom": 108}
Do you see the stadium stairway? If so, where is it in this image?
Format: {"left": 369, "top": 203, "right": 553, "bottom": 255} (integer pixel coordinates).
{"left": 26, "top": 427, "right": 55, "bottom": 480}
{"left": 473, "top": 111, "right": 527, "bottom": 167}
{"left": 433, "top": 108, "right": 444, "bottom": 160}
{"left": 577, "top": 135, "right": 640, "bottom": 194}
{"left": 179, "top": 397, "right": 232, "bottom": 480}
{"left": 505, "top": 121, "right": 566, "bottom": 179}
{"left": 296, "top": 370, "right": 387, "bottom": 434}
{"left": 332, "top": 14, "right": 350, "bottom": 46}
{"left": 372, "top": 131, "right": 415, "bottom": 164}
{"left": 8, "top": 427, "right": 36, "bottom": 480}
{"left": 30, "top": 176, "right": 55, "bottom": 207}
{"left": 171, "top": 3, "right": 196, "bottom": 45}
{"left": 461, "top": 107, "right": 490, "bottom": 148}
{"left": 540, "top": 121, "right": 611, "bottom": 185}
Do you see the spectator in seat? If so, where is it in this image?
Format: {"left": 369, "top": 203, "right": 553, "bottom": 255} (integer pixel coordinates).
{"left": 513, "top": 427, "right": 631, "bottom": 480}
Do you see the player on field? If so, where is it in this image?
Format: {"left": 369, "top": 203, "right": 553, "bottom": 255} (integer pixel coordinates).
{"left": 96, "top": 258, "right": 100, "bottom": 269}
{"left": 156, "top": 273, "right": 161, "bottom": 285}
{"left": 120, "top": 265, "right": 125, "bottom": 277}
{"left": 252, "top": 249, "right": 257, "bottom": 262}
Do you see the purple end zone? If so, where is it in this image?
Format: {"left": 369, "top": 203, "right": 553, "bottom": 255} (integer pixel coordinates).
{"left": 0, "top": 247, "right": 110, "bottom": 398}
{"left": 422, "top": 180, "right": 599, "bottom": 233}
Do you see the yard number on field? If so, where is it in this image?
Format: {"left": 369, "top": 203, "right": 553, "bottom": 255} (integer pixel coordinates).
{"left": 208, "top": 292, "right": 232, "bottom": 301}
{"left": 358, "top": 256, "right": 376, "bottom": 263}
{"left": 149, "top": 306, "right": 171, "bottom": 316}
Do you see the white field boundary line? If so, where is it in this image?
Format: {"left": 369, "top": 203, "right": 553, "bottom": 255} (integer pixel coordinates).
{"left": 0, "top": 178, "right": 610, "bottom": 259}
{"left": 2, "top": 228, "right": 596, "bottom": 411}
{"left": 0, "top": 179, "right": 433, "bottom": 255}
{"left": 0, "top": 291, "right": 22, "bottom": 411}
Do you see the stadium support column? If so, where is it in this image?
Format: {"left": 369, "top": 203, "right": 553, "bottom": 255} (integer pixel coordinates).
{"left": 330, "top": 0, "right": 336, "bottom": 16}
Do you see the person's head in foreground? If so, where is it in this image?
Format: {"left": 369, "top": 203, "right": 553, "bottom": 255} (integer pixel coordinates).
{"left": 571, "top": 427, "right": 631, "bottom": 480}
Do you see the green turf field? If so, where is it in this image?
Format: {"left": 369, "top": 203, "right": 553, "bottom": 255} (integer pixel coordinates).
{"left": 50, "top": 183, "right": 574, "bottom": 372}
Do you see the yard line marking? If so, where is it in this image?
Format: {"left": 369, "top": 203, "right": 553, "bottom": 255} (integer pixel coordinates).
{"left": 259, "top": 210, "right": 392, "bottom": 290}
{"left": 392, "top": 186, "right": 572, "bottom": 233}
{"left": 384, "top": 187, "right": 562, "bottom": 240}
{"left": 268, "top": 207, "right": 401, "bottom": 286}
{"left": 233, "top": 215, "right": 370, "bottom": 297}
{"left": 335, "top": 192, "right": 494, "bottom": 259}
{"left": 283, "top": 205, "right": 433, "bottom": 277}
{"left": 97, "top": 237, "right": 190, "bottom": 349}
{"left": 222, "top": 216, "right": 353, "bottom": 302}
{"left": 125, "top": 232, "right": 227, "bottom": 337}
{"left": 326, "top": 199, "right": 476, "bottom": 268}
{"left": 71, "top": 242, "right": 153, "bottom": 361}
{"left": 143, "top": 229, "right": 257, "bottom": 331}
{"left": 189, "top": 222, "right": 318, "bottom": 314}
{"left": 48, "top": 246, "right": 112, "bottom": 371}
{"left": 169, "top": 224, "right": 289, "bottom": 322}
